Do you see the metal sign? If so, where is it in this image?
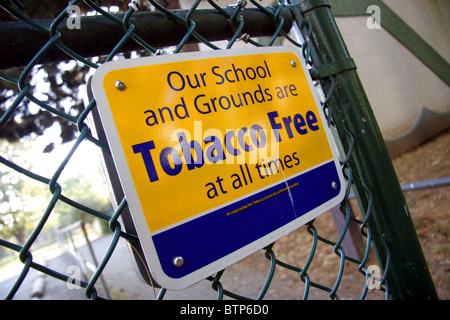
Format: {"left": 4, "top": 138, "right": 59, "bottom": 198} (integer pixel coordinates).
{"left": 91, "top": 46, "right": 345, "bottom": 290}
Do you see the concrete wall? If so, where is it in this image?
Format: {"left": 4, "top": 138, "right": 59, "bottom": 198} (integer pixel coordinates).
{"left": 332, "top": 0, "right": 450, "bottom": 155}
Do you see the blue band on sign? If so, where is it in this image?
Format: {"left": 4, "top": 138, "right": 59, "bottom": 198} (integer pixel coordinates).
{"left": 152, "top": 160, "right": 341, "bottom": 279}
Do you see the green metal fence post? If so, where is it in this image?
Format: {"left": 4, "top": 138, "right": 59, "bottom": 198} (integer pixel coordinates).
{"left": 289, "top": 0, "right": 438, "bottom": 299}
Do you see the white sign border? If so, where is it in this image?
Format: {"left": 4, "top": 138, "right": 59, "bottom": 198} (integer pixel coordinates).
{"left": 91, "top": 46, "right": 346, "bottom": 290}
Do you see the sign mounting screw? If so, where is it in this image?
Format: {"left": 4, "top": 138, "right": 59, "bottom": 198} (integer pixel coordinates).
{"left": 290, "top": 60, "right": 296, "bottom": 67}
{"left": 331, "top": 181, "right": 338, "bottom": 190}
{"left": 173, "top": 256, "right": 184, "bottom": 267}
{"left": 115, "top": 80, "right": 126, "bottom": 91}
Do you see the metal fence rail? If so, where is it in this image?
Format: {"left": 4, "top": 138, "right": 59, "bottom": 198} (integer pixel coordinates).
{"left": 0, "top": 0, "right": 437, "bottom": 300}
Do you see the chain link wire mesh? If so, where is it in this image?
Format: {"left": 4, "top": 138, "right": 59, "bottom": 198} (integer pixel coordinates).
{"left": 0, "top": 0, "right": 398, "bottom": 300}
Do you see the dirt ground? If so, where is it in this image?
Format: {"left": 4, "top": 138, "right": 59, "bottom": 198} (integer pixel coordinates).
{"left": 211, "top": 128, "right": 449, "bottom": 300}
{"left": 390, "top": 128, "right": 449, "bottom": 299}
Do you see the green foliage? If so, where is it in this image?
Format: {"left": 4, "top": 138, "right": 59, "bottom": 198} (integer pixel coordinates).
{"left": 0, "top": 139, "right": 112, "bottom": 243}
{"left": 53, "top": 173, "right": 113, "bottom": 228}
{"left": 0, "top": 170, "right": 46, "bottom": 244}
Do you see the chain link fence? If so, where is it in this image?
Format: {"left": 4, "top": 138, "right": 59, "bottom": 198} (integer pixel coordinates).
{"left": 0, "top": 0, "right": 437, "bottom": 300}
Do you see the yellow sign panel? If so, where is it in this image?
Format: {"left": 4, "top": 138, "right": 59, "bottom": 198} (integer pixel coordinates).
{"left": 92, "top": 47, "right": 345, "bottom": 289}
